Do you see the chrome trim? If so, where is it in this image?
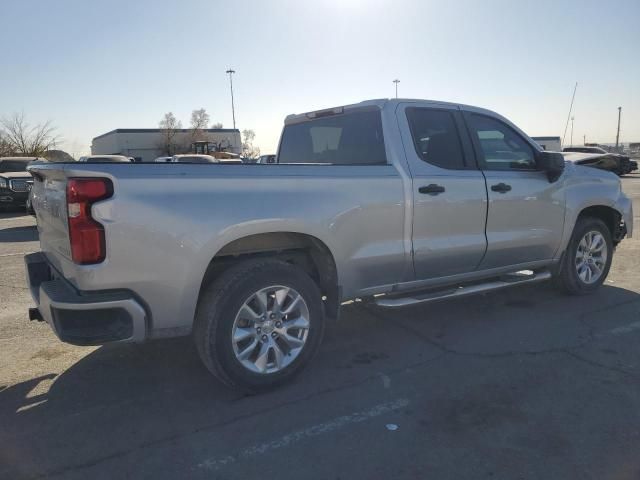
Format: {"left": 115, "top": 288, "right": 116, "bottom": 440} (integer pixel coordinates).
{"left": 9, "top": 179, "right": 29, "bottom": 192}
{"left": 374, "top": 271, "right": 552, "bottom": 308}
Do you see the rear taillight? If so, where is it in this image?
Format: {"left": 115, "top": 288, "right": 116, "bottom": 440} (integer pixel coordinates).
{"left": 66, "top": 178, "right": 113, "bottom": 264}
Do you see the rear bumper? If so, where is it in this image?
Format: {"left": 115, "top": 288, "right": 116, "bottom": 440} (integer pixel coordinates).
{"left": 24, "top": 252, "right": 147, "bottom": 345}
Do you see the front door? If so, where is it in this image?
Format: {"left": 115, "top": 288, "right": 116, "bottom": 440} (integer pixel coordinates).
{"left": 398, "top": 103, "right": 488, "bottom": 280}
{"left": 464, "top": 112, "right": 565, "bottom": 269}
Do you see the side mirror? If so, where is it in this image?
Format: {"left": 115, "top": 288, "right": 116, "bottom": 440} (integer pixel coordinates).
{"left": 536, "top": 151, "right": 565, "bottom": 182}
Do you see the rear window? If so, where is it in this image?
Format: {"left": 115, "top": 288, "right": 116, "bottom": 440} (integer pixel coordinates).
{"left": 0, "top": 160, "right": 29, "bottom": 172}
{"left": 278, "top": 110, "right": 387, "bottom": 165}
{"left": 406, "top": 108, "right": 466, "bottom": 169}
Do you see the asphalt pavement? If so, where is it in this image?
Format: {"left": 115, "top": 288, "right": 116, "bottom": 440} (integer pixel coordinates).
{"left": 1, "top": 175, "right": 640, "bottom": 480}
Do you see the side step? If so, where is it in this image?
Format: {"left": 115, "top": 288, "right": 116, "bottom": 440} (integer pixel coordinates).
{"left": 374, "top": 270, "right": 552, "bottom": 308}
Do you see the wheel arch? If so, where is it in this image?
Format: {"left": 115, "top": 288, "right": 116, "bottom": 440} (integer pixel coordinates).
{"left": 576, "top": 205, "right": 623, "bottom": 245}
{"left": 198, "top": 232, "right": 341, "bottom": 320}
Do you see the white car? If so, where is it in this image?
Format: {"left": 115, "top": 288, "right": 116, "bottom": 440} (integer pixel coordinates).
{"left": 78, "top": 155, "right": 132, "bottom": 163}
{"left": 171, "top": 154, "right": 243, "bottom": 164}
{"left": 171, "top": 154, "right": 218, "bottom": 163}
{"left": 256, "top": 154, "right": 277, "bottom": 164}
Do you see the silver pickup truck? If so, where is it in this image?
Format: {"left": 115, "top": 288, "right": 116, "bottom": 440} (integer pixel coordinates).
{"left": 26, "top": 99, "right": 633, "bottom": 392}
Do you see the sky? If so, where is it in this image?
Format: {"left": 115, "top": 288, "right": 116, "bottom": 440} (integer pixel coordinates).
{"left": 1, "top": 0, "right": 639, "bottom": 156}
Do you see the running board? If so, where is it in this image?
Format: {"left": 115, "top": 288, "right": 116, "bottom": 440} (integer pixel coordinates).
{"left": 374, "top": 270, "right": 552, "bottom": 308}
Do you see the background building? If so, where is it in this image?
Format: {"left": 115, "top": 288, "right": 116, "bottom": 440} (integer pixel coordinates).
{"left": 91, "top": 128, "right": 241, "bottom": 162}
{"left": 531, "top": 136, "right": 562, "bottom": 151}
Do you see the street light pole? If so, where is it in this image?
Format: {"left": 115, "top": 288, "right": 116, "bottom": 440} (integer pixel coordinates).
{"left": 393, "top": 79, "right": 400, "bottom": 98}
{"left": 615, "top": 106, "right": 622, "bottom": 151}
{"left": 570, "top": 116, "right": 574, "bottom": 147}
{"left": 226, "top": 69, "right": 236, "bottom": 130}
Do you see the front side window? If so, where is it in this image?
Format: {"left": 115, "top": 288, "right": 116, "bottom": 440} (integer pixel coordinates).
{"left": 468, "top": 114, "right": 536, "bottom": 170}
{"left": 406, "top": 108, "right": 466, "bottom": 169}
{"left": 278, "top": 110, "right": 387, "bottom": 165}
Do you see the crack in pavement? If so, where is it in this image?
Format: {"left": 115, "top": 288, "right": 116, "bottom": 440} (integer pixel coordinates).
{"left": 17, "top": 351, "right": 448, "bottom": 479}
{"left": 0, "top": 251, "right": 35, "bottom": 258}
{"left": 0, "top": 283, "right": 29, "bottom": 290}
{"left": 362, "top": 301, "right": 640, "bottom": 378}
{"left": 7, "top": 297, "right": 640, "bottom": 478}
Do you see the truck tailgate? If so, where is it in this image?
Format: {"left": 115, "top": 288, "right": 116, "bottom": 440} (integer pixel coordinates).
{"left": 29, "top": 166, "right": 73, "bottom": 268}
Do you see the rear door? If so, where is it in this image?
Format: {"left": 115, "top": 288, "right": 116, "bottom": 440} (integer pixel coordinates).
{"left": 398, "top": 103, "right": 488, "bottom": 279}
{"left": 464, "top": 112, "right": 565, "bottom": 269}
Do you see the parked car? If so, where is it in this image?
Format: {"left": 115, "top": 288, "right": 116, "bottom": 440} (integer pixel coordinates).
{"left": 26, "top": 99, "right": 633, "bottom": 392}
{"left": 172, "top": 154, "right": 218, "bottom": 163}
{"left": 78, "top": 155, "right": 133, "bottom": 163}
{"left": 563, "top": 146, "right": 637, "bottom": 175}
{"left": 153, "top": 156, "right": 173, "bottom": 163}
{"left": 256, "top": 154, "right": 277, "bottom": 164}
{"left": 0, "top": 157, "right": 38, "bottom": 211}
{"left": 171, "top": 154, "right": 243, "bottom": 164}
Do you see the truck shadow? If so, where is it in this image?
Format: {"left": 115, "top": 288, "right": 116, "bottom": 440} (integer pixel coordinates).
{"left": 0, "top": 225, "right": 38, "bottom": 243}
{"left": 2, "top": 284, "right": 640, "bottom": 478}
{"left": 0, "top": 211, "right": 30, "bottom": 220}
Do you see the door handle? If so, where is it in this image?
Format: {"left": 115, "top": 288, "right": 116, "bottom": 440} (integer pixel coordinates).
{"left": 490, "top": 182, "right": 512, "bottom": 193}
{"left": 419, "top": 184, "right": 445, "bottom": 195}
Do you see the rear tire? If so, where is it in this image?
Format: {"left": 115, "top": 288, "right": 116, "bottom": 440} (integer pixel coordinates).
{"left": 194, "top": 258, "right": 325, "bottom": 393}
{"left": 555, "top": 216, "right": 613, "bottom": 295}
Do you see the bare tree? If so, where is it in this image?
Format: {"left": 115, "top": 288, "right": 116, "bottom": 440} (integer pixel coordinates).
{"left": 0, "top": 112, "right": 59, "bottom": 156}
{"left": 0, "top": 131, "right": 13, "bottom": 157}
{"left": 158, "top": 112, "right": 183, "bottom": 155}
{"left": 211, "top": 122, "right": 223, "bottom": 129}
{"left": 190, "top": 108, "right": 210, "bottom": 142}
{"left": 242, "top": 129, "right": 260, "bottom": 159}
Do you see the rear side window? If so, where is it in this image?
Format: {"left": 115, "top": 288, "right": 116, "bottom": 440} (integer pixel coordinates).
{"left": 468, "top": 114, "right": 536, "bottom": 170}
{"left": 0, "top": 161, "right": 29, "bottom": 172}
{"left": 406, "top": 108, "right": 466, "bottom": 169}
{"left": 278, "top": 110, "right": 387, "bottom": 165}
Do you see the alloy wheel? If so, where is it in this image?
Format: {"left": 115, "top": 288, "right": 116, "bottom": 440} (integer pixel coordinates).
{"left": 231, "top": 285, "right": 310, "bottom": 374}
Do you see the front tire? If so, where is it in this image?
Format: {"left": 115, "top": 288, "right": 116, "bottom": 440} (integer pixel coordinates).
{"left": 194, "top": 258, "right": 325, "bottom": 393}
{"left": 555, "top": 216, "right": 613, "bottom": 295}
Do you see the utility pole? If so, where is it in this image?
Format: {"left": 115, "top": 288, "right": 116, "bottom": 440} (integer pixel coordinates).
{"left": 562, "top": 82, "right": 578, "bottom": 148}
{"left": 583, "top": 134, "right": 586, "bottom": 146}
{"left": 393, "top": 79, "right": 400, "bottom": 98}
{"left": 570, "top": 116, "right": 574, "bottom": 147}
{"left": 615, "top": 106, "right": 622, "bottom": 151}
{"left": 226, "top": 69, "right": 237, "bottom": 130}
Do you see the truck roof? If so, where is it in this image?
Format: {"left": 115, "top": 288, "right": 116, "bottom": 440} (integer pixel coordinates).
{"left": 284, "top": 98, "right": 502, "bottom": 125}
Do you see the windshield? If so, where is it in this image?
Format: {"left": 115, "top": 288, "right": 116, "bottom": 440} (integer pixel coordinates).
{"left": 0, "top": 160, "right": 29, "bottom": 172}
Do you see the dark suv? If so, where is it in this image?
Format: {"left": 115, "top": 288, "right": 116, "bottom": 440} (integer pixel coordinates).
{"left": 0, "top": 157, "right": 37, "bottom": 211}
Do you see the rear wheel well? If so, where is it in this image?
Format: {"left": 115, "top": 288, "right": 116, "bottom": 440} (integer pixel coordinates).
{"left": 199, "top": 233, "right": 340, "bottom": 319}
{"left": 577, "top": 205, "right": 623, "bottom": 245}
